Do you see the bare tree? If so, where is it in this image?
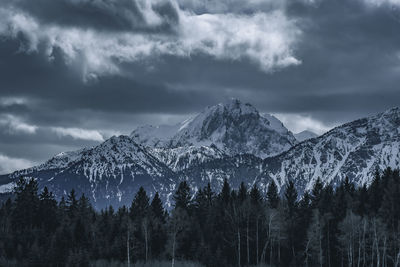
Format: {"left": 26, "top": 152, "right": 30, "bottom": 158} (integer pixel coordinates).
{"left": 168, "top": 208, "right": 189, "bottom": 267}
{"left": 306, "top": 210, "right": 324, "bottom": 267}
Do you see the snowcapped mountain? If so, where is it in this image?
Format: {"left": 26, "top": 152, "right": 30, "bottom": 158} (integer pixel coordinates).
{"left": 177, "top": 107, "right": 400, "bottom": 197}
{"left": 151, "top": 145, "right": 227, "bottom": 172}
{"left": 132, "top": 98, "right": 297, "bottom": 162}
{"left": 0, "top": 135, "right": 178, "bottom": 208}
{"left": 295, "top": 130, "right": 318, "bottom": 142}
{"left": 1, "top": 101, "right": 399, "bottom": 209}
{"left": 261, "top": 107, "right": 400, "bottom": 195}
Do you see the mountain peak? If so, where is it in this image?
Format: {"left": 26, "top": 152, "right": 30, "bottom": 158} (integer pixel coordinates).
{"left": 214, "top": 98, "right": 259, "bottom": 117}
{"left": 382, "top": 106, "right": 400, "bottom": 117}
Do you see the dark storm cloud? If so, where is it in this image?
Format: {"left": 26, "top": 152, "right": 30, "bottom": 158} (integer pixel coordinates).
{"left": 0, "top": 0, "right": 400, "bottom": 171}
{"left": 4, "top": 0, "right": 180, "bottom": 32}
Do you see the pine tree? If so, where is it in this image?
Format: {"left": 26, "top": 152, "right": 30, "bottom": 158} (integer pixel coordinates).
{"left": 238, "top": 182, "right": 247, "bottom": 203}
{"left": 12, "top": 177, "right": 40, "bottom": 230}
{"left": 355, "top": 185, "right": 368, "bottom": 216}
{"left": 204, "top": 183, "right": 214, "bottom": 207}
{"left": 284, "top": 180, "right": 298, "bottom": 216}
{"left": 67, "top": 189, "right": 78, "bottom": 219}
{"left": 151, "top": 192, "right": 165, "bottom": 223}
{"left": 173, "top": 181, "right": 192, "bottom": 212}
{"left": 250, "top": 184, "right": 262, "bottom": 206}
{"left": 130, "top": 186, "right": 151, "bottom": 261}
{"left": 267, "top": 181, "right": 279, "bottom": 209}
{"left": 311, "top": 177, "right": 323, "bottom": 209}
{"left": 220, "top": 178, "right": 231, "bottom": 205}
{"left": 39, "top": 186, "right": 59, "bottom": 231}
{"left": 283, "top": 180, "right": 298, "bottom": 264}
{"left": 369, "top": 169, "right": 382, "bottom": 215}
{"left": 130, "top": 186, "right": 150, "bottom": 220}
{"left": 150, "top": 192, "right": 167, "bottom": 259}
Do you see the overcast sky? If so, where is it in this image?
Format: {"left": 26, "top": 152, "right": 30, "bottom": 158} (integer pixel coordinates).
{"left": 0, "top": 0, "right": 399, "bottom": 173}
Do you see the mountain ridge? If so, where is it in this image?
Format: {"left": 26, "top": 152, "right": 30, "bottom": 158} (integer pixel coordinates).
{"left": 1, "top": 101, "right": 399, "bottom": 209}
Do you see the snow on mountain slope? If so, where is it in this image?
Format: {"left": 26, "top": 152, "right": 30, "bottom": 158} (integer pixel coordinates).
{"left": 132, "top": 98, "right": 297, "bottom": 162}
{"left": 295, "top": 130, "right": 318, "bottom": 142}
{"left": 178, "top": 107, "right": 400, "bottom": 197}
{"left": 262, "top": 107, "right": 400, "bottom": 195}
{"left": 168, "top": 99, "right": 298, "bottom": 158}
{"left": 2, "top": 102, "right": 399, "bottom": 209}
{"left": 131, "top": 124, "right": 182, "bottom": 148}
{"left": 151, "top": 145, "right": 227, "bottom": 172}
{"left": 178, "top": 153, "right": 265, "bottom": 195}
{"left": 1, "top": 135, "right": 178, "bottom": 208}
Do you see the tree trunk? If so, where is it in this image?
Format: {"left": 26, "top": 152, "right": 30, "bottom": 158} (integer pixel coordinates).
{"left": 305, "top": 239, "right": 310, "bottom": 267}
{"left": 144, "top": 222, "right": 148, "bottom": 263}
{"left": 362, "top": 219, "right": 366, "bottom": 267}
{"left": 127, "top": 226, "right": 130, "bottom": 267}
{"left": 319, "top": 221, "right": 323, "bottom": 267}
{"left": 172, "top": 232, "right": 176, "bottom": 267}
{"left": 238, "top": 228, "right": 241, "bottom": 267}
{"left": 327, "top": 219, "right": 331, "bottom": 267}
{"left": 256, "top": 217, "right": 259, "bottom": 265}
{"left": 357, "top": 230, "right": 361, "bottom": 267}
{"left": 374, "top": 219, "right": 380, "bottom": 267}
{"left": 278, "top": 224, "right": 281, "bottom": 265}
{"left": 247, "top": 216, "right": 250, "bottom": 266}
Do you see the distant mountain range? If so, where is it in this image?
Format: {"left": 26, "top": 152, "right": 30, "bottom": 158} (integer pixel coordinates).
{"left": 294, "top": 130, "right": 318, "bottom": 142}
{"left": 1, "top": 99, "right": 399, "bottom": 209}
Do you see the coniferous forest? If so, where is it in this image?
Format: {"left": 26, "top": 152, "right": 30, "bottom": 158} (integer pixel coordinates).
{"left": 1, "top": 168, "right": 400, "bottom": 267}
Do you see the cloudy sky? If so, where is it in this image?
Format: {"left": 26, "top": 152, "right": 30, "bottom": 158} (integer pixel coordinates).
{"left": 0, "top": 0, "right": 399, "bottom": 173}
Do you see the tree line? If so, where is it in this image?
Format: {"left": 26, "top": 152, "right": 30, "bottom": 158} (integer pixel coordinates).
{"left": 1, "top": 167, "right": 400, "bottom": 266}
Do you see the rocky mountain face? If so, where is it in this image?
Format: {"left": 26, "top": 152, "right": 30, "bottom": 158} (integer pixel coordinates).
{"left": 0, "top": 136, "right": 178, "bottom": 209}
{"left": 1, "top": 101, "right": 399, "bottom": 209}
{"left": 180, "top": 107, "right": 400, "bottom": 196}
{"left": 261, "top": 107, "right": 400, "bottom": 195}
{"left": 132, "top": 98, "right": 297, "bottom": 170}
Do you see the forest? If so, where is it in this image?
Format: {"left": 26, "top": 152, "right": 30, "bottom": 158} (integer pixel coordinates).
{"left": 1, "top": 167, "right": 400, "bottom": 267}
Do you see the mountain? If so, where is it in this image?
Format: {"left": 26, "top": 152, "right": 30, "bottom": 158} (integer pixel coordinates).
{"left": 132, "top": 98, "right": 297, "bottom": 165}
{"left": 263, "top": 107, "right": 400, "bottom": 194}
{"left": 177, "top": 107, "right": 400, "bottom": 196}
{"left": 0, "top": 135, "right": 178, "bottom": 209}
{"left": 295, "top": 130, "right": 318, "bottom": 142}
{"left": 1, "top": 102, "right": 399, "bottom": 209}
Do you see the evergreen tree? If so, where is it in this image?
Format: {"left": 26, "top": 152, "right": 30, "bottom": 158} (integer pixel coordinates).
{"left": 151, "top": 192, "right": 165, "bottom": 223}
{"left": 39, "top": 187, "right": 58, "bottom": 232}
{"left": 67, "top": 189, "right": 78, "bottom": 219}
{"left": 173, "top": 181, "right": 192, "bottom": 212}
{"left": 311, "top": 177, "right": 323, "bottom": 209}
{"left": 12, "top": 177, "right": 40, "bottom": 230}
{"left": 238, "top": 182, "right": 247, "bottom": 203}
{"left": 220, "top": 178, "right": 231, "bottom": 205}
{"left": 1, "top": 166, "right": 400, "bottom": 267}
{"left": 267, "top": 181, "right": 279, "bottom": 209}
{"left": 368, "top": 169, "right": 382, "bottom": 215}
{"left": 130, "top": 186, "right": 150, "bottom": 220}
{"left": 250, "top": 184, "right": 262, "bottom": 205}
{"left": 284, "top": 180, "right": 298, "bottom": 216}
{"left": 150, "top": 192, "right": 167, "bottom": 259}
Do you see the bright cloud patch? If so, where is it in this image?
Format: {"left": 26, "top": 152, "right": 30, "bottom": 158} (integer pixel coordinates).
{"left": 0, "top": 3, "right": 301, "bottom": 79}
{"left": 363, "top": 0, "right": 400, "bottom": 6}
{"left": 273, "top": 113, "right": 334, "bottom": 135}
{"left": 0, "top": 97, "right": 28, "bottom": 107}
{"left": 0, "top": 114, "right": 38, "bottom": 134}
{"left": 52, "top": 127, "right": 105, "bottom": 142}
{"left": 0, "top": 154, "right": 35, "bottom": 174}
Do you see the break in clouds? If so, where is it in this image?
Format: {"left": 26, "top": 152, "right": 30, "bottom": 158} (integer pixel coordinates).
{"left": 1, "top": 0, "right": 400, "bottom": 172}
